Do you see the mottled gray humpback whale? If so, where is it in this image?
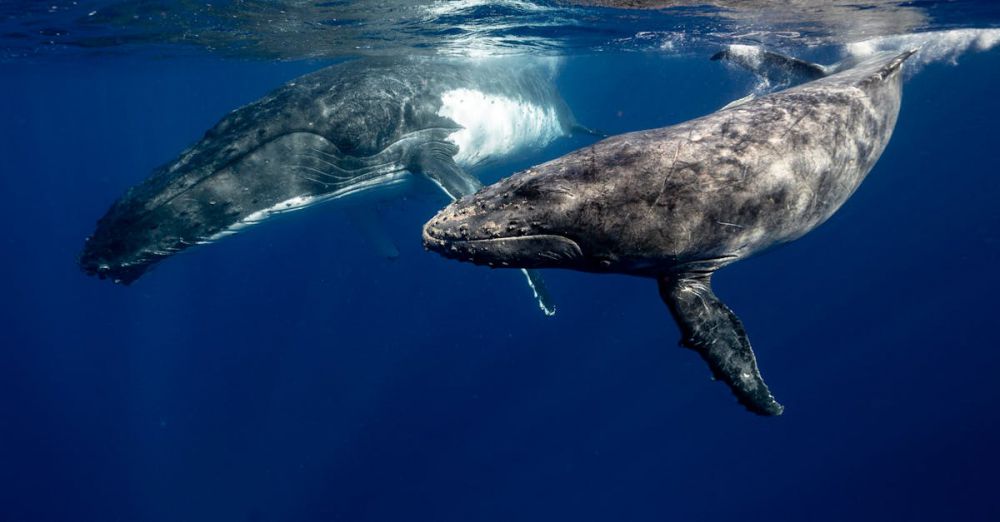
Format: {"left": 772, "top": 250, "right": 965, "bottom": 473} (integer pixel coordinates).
{"left": 80, "top": 56, "right": 592, "bottom": 315}
{"left": 423, "top": 49, "right": 916, "bottom": 414}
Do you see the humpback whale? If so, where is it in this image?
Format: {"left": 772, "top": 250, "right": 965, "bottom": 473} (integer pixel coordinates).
{"left": 79, "top": 56, "right": 594, "bottom": 315}
{"left": 423, "top": 49, "right": 916, "bottom": 414}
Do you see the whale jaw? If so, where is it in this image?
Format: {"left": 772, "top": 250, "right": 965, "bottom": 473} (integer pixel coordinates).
{"left": 78, "top": 250, "right": 154, "bottom": 285}
{"left": 423, "top": 226, "right": 583, "bottom": 269}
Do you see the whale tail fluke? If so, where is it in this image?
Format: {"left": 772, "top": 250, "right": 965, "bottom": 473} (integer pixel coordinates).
{"left": 658, "top": 273, "right": 784, "bottom": 416}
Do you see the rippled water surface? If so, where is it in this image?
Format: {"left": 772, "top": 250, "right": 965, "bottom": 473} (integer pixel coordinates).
{"left": 2, "top": 0, "right": 999, "bottom": 60}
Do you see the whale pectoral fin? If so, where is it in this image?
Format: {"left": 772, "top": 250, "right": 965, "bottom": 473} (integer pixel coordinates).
{"left": 712, "top": 47, "right": 828, "bottom": 86}
{"left": 412, "top": 141, "right": 483, "bottom": 200}
{"left": 346, "top": 207, "right": 399, "bottom": 260}
{"left": 520, "top": 268, "right": 556, "bottom": 316}
{"left": 658, "top": 273, "right": 784, "bottom": 416}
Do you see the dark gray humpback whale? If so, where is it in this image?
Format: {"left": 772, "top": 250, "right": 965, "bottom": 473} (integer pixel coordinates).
{"left": 79, "top": 56, "right": 591, "bottom": 315}
{"left": 423, "top": 49, "right": 916, "bottom": 414}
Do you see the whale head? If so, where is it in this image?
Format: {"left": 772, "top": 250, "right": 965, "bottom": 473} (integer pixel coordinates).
{"left": 79, "top": 194, "right": 187, "bottom": 285}
{"left": 79, "top": 131, "right": 415, "bottom": 285}
{"left": 78, "top": 70, "right": 416, "bottom": 285}
{"left": 422, "top": 154, "right": 642, "bottom": 274}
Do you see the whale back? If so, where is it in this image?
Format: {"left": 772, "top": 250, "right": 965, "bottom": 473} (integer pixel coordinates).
{"left": 653, "top": 49, "right": 914, "bottom": 265}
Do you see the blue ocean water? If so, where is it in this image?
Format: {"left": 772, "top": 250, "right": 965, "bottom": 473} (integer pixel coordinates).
{"left": 2, "top": 2, "right": 1000, "bottom": 521}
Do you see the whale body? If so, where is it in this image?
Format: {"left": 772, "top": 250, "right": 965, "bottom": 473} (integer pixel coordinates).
{"left": 80, "top": 56, "right": 589, "bottom": 315}
{"left": 424, "top": 50, "right": 916, "bottom": 413}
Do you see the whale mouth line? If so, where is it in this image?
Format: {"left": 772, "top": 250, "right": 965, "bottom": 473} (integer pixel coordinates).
{"left": 423, "top": 229, "right": 584, "bottom": 267}
{"left": 79, "top": 257, "right": 152, "bottom": 285}
{"left": 431, "top": 234, "right": 575, "bottom": 246}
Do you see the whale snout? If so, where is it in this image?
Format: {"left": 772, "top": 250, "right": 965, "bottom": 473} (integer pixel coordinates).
{"left": 422, "top": 195, "right": 583, "bottom": 269}
{"left": 79, "top": 258, "right": 147, "bottom": 285}
{"left": 79, "top": 259, "right": 147, "bottom": 285}
{"left": 78, "top": 235, "right": 154, "bottom": 285}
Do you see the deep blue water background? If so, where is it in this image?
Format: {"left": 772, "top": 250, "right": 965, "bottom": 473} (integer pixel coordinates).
{"left": 2, "top": 47, "right": 1000, "bottom": 521}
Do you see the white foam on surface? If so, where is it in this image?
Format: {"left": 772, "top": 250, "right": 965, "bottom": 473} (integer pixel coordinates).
{"left": 438, "top": 88, "right": 565, "bottom": 168}
{"left": 423, "top": 0, "right": 552, "bottom": 18}
{"left": 846, "top": 28, "right": 1000, "bottom": 72}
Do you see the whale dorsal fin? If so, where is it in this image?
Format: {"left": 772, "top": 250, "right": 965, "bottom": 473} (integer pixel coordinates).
{"left": 658, "top": 273, "right": 784, "bottom": 415}
{"left": 712, "top": 46, "right": 828, "bottom": 87}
